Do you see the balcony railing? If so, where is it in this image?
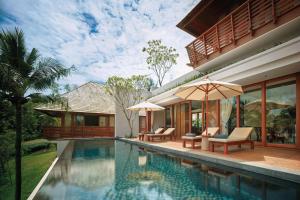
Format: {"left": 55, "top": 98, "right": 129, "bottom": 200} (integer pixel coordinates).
{"left": 186, "top": 0, "right": 300, "bottom": 67}
{"left": 43, "top": 126, "right": 115, "bottom": 139}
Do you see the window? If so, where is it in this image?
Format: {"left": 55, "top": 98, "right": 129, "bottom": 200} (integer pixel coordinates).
{"left": 220, "top": 97, "right": 236, "bottom": 135}
{"left": 109, "top": 116, "right": 115, "bottom": 127}
{"left": 84, "top": 115, "right": 99, "bottom": 126}
{"left": 266, "top": 78, "right": 296, "bottom": 144}
{"left": 76, "top": 115, "right": 84, "bottom": 126}
{"left": 240, "top": 85, "right": 262, "bottom": 141}
{"left": 191, "top": 101, "right": 202, "bottom": 135}
{"left": 99, "top": 116, "right": 107, "bottom": 127}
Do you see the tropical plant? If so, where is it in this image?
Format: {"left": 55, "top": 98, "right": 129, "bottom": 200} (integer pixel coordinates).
{"left": 0, "top": 28, "right": 71, "bottom": 200}
{"left": 143, "top": 40, "right": 179, "bottom": 87}
{"left": 104, "top": 75, "right": 149, "bottom": 137}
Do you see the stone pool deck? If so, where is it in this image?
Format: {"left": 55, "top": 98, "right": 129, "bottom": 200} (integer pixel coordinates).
{"left": 120, "top": 138, "right": 300, "bottom": 184}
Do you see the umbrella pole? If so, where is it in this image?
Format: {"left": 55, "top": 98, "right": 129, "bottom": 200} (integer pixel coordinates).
{"left": 206, "top": 92, "right": 209, "bottom": 136}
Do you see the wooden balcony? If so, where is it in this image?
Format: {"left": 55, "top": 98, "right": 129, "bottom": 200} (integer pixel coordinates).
{"left": 43, "top": 126, "right": 115, "bottom": 139}
{"left": 186, "top": 0, "right": 300, "bottom": 68}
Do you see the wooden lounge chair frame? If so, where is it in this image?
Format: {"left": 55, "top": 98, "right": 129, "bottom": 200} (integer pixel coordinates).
{"left": 147, "top": 128, "right": 175, "bottom": 141}
{"left": 138, "top": 128, "right": 164, "bottom": 141}
{"left": 208, "top": 127, "right": 254, "bottom": 154}
{"left": 182, "top": 127, "right": 219, "bottom": 149}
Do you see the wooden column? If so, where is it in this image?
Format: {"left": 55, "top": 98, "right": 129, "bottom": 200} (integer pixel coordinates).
{"left": 236, "top": 96, "right": 240, "bottom": 127}
{"left": 261, "top": 82, "right": 267, "bottom": 146}
{"left": 171, "top": 105, "right": 174, "bottom": 128}
{"left": 189, "top": 101, "right": 192, "bottom": 132}
{"left": 217, "top": 100, "right": 220, "bottom": 129}
{"left": 296, "top": 73, "right": 300, "bottom": 148}
{"left": 71, "top": 113, "right": 75, "bottom": 136}
{"left": 61, "top": 113, "right": 65, "bottom": 137}
{"left": 202, "top": 101, "right": 205, "bottom": 131}
{"left": 163, "top": 109, "right": 166, "bottom": 128}
{"left": 146, "top": 111, "right": 151, "bottom": 132}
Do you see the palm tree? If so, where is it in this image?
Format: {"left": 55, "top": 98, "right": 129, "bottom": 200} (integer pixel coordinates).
{"left": 0, "top": 28, "right": 71, "bottom": 200}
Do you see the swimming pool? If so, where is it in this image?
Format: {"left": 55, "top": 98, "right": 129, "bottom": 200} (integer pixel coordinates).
{"left": 34, "top": 139, "right": 300, "bottom": 200}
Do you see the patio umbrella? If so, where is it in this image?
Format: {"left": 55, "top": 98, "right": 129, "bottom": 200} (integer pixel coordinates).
{"left": 127, "top": 101, "right": 165, "bottom": 111}
{"left": 127, "top": 101, "right": 165, "bottom": 131}
{"left": 175, "top": 78, "right": 243, "bottom": 135}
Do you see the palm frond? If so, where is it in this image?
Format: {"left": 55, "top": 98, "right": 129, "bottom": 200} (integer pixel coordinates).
{"left": 0, "top": 28, "right": 32, "bottom": 78}
{"left": 26, "top": 48, "right": 39, "bottom": 66}
{"left": 30, "top": 57, "right": 72, "bottom": 91}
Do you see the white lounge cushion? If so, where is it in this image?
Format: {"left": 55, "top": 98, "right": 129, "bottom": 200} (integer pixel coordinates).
{"left": 182, "top": 135, "right": 202, "bottom": 140}
{"left": 154, "top": 128, "right": 164, "bottom": 134}
{"left": 162, "top": 128, "right": 175, "bottom": 135}
{"left": 208, "top": 127, "right": 253, "bottom": 143}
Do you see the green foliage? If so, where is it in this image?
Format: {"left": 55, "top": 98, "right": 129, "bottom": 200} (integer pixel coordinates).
{"left": 145, "top": 77, "right": 157, "bottom": 91}
{"left": 0, "top": 131, "right": 15, "bottom": 185}
{"left": 143, "top": 40, "right": 179, "bottom": 86}
{"left": 105, "top": 75, "right": 149, "bottom": 137}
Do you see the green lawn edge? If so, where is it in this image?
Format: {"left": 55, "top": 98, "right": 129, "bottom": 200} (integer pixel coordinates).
{"left": 0, "top": 150, "right": 56, "bottom": 200}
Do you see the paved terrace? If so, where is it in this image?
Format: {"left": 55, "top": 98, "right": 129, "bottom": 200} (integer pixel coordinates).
{"left": 120, "top": 138, "right": 300, "bottom": 184}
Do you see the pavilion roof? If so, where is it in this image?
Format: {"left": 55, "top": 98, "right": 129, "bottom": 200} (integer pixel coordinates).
{"left": 35, "top": 82, "right": 115, "bottom": 115}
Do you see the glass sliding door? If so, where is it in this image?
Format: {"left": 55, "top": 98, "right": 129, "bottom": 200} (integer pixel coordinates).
{"left": 220, "top": 97, "right": 236, "bottom": 135}
{"left": 165, "top": 107, "right": 172, "bottom": 128}
{"left": 180, "top": 103, "right": 190, "bottom": 137}
{"left": 240, "top": 85, "right": 262, "bottom": 142}
{"left": 266, "top": 78, "right": 296, "bottom": 144}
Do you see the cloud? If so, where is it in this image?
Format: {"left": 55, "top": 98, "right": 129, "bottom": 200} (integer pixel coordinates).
{"left": 0, "top": 0, "right": 199, "bottom": 86}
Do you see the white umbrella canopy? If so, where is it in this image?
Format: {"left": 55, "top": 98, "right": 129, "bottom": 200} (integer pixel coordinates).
{"left": 127, "top": 101, "right": 164, "bottom": 132}
{"left": 175, "top": 78, "right": 243, "bottom": 136}
{"left": 127, "top": 101, "right": 165, "bottom": 111}
{"left": 175, "top": 79, "right": 243, "bottom": 101}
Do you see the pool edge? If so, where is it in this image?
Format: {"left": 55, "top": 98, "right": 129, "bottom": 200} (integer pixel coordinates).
{"left": 119, "top": 138, "right": 300, "bottom": 184}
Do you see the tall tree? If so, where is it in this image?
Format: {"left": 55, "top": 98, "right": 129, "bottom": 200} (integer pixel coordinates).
{"left": 0, "top": 28, "right": 71, "bottom": 200}
{"left": 143, "top": 40, "right": 179, "bottom": 87}
{"left": 104, "top": 75, "right": 149, "bottom": 137}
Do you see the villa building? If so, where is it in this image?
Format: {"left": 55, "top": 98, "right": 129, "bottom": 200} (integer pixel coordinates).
{"left": 36, "top": 82, "right": 116, "bottom": 138}
{"left": 147, "top": 0, "right": 300, "bottom": 149}
{"left": 37, "top": 0, "right": 300, "bottom": 150}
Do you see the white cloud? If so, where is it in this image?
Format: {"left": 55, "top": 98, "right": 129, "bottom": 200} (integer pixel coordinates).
{"left": 0, "top": 0, "right": 199, "bottom": 86}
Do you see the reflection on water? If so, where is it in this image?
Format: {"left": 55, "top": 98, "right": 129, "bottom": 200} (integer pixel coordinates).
{"left": 34, "top": 140, "right": 300, "bottom": 200}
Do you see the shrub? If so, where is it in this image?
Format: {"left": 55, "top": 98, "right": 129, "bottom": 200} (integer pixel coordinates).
{"left": 22, "top": 140, "right": 52, "bottom": 155}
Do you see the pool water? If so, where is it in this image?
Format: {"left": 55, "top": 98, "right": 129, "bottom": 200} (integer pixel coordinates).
{"left": 34, "top": 140, "right": 300, "bottom": 200}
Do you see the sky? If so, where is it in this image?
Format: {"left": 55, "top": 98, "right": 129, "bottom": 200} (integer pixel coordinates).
{"left": 0, "top": 0, "right": 199, "bottom": 87}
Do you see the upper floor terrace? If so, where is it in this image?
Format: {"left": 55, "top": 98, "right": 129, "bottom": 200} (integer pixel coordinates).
{"left": 178, "top": 0, "right": 300, "bottom": 68}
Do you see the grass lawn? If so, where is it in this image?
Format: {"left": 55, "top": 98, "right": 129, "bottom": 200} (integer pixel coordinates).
{"left": 0, "top": 148, "right": 56, "bottom": 200}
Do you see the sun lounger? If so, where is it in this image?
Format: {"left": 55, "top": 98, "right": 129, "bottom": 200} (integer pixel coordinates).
{"left": 147, "top": 128, "right": 175, "bottom": 141}
{"left": 138, "top": 128, "right": 164, "bottom": 140}
{"left": 182, "top": 127, "right": 219, "bottom": 149}
{"left": 208, "top": 127, "right": 254, "bottom": 154}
